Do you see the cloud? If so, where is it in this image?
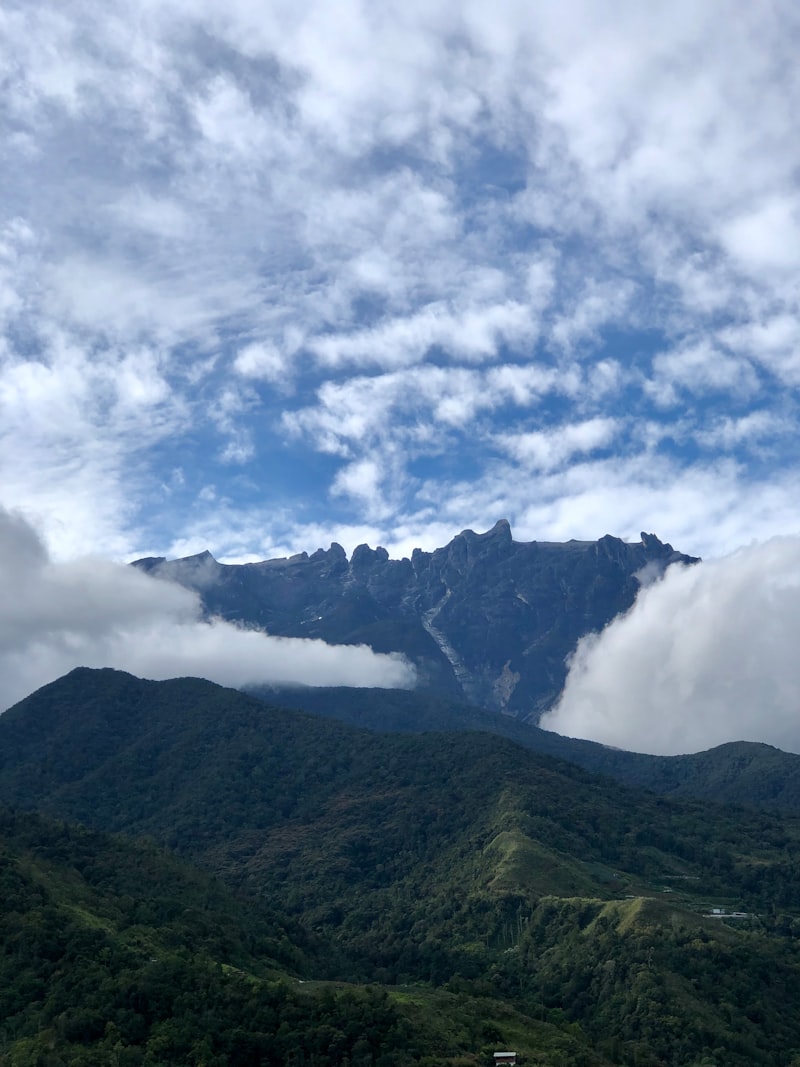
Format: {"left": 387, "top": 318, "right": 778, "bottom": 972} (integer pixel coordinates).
{"left": 233, "top": 341, "right": 290, "bottom": 382}
{"left": 309, "top": 299, "right": 538, "bottom": 370}
{"left": 720, "top": 315, "right": 800, "bottom": 387}
{"left": 541, "top": 535, "right": 800, "bottom": 755}
{"left": 283, "top": 361, "right": 583, "bottom": 460}
{"left": 644, "top": 341, "right": 760, "bottom": 408}
{"left": 694, "top": 411, "right": 792, "bottom": 453}
{"left": 496, "top": 417, "right": 619, "bottom": 471}
{"left": 720, "top": 195, "right": 800, "bottom": 272}
{"left": 331, "top": 457, "right": 396, "bottom": 520}
{"left": 2, "top": 0, "right": 800, "bottom": 568}
{"left": 0, "top": 507, "right": 415, "bottom": 711}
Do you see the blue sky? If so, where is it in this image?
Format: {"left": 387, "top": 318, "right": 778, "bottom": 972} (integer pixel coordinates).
{"left": 2, "top": 0, "right": 800, "bottom": 566}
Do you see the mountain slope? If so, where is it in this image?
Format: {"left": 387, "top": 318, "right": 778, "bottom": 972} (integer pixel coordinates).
{"left": 3, "top": 670, "right": 800, "bottom": 953}
{"left": 0, "top": 805, "right": 616, "bottom": 1067}
{"left": 0, "top": 807, "right": 354, "bottom": 1064}
{"left": 133, "top": 522, "right": 698, "bottom": 718}
{"left": 258, "top": 684, "right": 800, "bottom": 813}
{"left": 5, "top": 669, "right": 800, "bottom": 1065}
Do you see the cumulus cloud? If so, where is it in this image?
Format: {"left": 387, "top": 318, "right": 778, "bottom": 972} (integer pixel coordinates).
{"left": 233, "top": 341, "right": 290, "bottom": 382}
{"left": 309, "top": 300, "right": 537, "bottom": 369}
{"left": 644, "top": 341, "right": 760, "bottom": 407}
{"left": 541, "top": 536, "right": 800, "bottom": 755}
{"left": 0, "top": 508, "right": 415, "bottom": 712}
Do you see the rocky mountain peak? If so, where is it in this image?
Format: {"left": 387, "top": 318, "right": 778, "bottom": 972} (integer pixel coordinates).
{"left": 351, "top": 543, "right": 390, "bottom": 570}
{"left": 133, "top": 523, "right": 698, "bottom": 720}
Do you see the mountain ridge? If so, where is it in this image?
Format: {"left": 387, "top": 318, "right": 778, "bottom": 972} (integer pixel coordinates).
{"left": 255, "top": 683, "right": 800, "bottom": 813}
{"left": 134, "top": 522, "right": 699, "bottom": 719}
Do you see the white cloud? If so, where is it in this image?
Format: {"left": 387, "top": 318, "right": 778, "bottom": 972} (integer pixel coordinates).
{"left": 0, "top": 507, "right": 415, "bottom": 711}
{"left": 233, "top": 341, "right": 289, "bottom": 382}
{"left": 721, "top": 196, "right": 800, "bottom": 273}
{"left": 644, "top": 341, "right": 759, "bottom": 407}
{"left": 1, "top": 0, "right": 800, "bottom": 567}
{"left": 0, "top": 329, "right": 187, "bottom": 558}
{"left": 548, "top": 280, "right": 637, "bottom": 353}
{"left": 331, "top": 457, "right": 393, "bottom": 520}
{"left": 283, "top": 361, "right": 582, "bottom": 460}
{"left": 720, "top": 315, "right": 800, "bottom": 386}
{"left": 694, "top": 411, "right": 792, "bottom": 452}
{"left": 310, "top": 299, "right": 537, "bottom": 369}
{"left": 497, "top": 417, "right": 619, "bottom": 471}
{"left": 541, "top": 535, "right": 800, "bottom": 755}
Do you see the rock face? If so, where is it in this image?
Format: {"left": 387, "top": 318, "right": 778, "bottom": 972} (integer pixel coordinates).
{"left": 133, "top": 521, "right": 698, "bottom": 720}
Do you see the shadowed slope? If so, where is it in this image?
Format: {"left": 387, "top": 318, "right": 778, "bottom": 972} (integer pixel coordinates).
{"left": 258, "top": 683, "right": 800, "bottom": 814}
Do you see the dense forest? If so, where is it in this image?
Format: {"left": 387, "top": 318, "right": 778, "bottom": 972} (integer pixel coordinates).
{"left": 4, "top": 668, "right": 800, "bottom": 1065}
{"left": 257, "top": 684, "right": 800, "bottom": 814}
{"left": 0, "top": 809, "right": 612, "bottom": 1066}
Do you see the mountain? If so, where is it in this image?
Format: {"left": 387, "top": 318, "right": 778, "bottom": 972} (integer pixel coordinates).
{"left": 258, "top": 684, "right": 800, "bottom": 814}
{"left": 131, "top": 520, "right": 800, "bottom": 815}
{"left": 133, "top": 521, "right": 698, "bottom": 719}
{"left": 6, "top": 668, "right": 800, "bottom": 1065}
{"left": 7, "top": 668, "right": 798, "bottom": 923}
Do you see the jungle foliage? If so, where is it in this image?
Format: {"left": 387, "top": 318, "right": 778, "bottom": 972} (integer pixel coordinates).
{"left": 5, "top": 669, "right": 800, "bottom": 1065}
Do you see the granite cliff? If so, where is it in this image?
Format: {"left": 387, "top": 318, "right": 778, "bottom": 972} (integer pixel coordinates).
{"left": 133, "top": 521, "right": 698, "bottom": 720}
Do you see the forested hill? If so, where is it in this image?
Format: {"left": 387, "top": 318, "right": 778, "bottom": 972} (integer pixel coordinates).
{"left": 7, "top": 669, "right": 800, "bottom": 1063}
{"left": 257, "top": 683, "right": 800, "bottom": 814}
{"left": 133, "top": 522, "right": 698, "bottom": 718}
{"left": 6, "top": 806, "right": 591, "bottom": 1067}
{"left": 3, "top": 667, "right": 800, "bottom": 924}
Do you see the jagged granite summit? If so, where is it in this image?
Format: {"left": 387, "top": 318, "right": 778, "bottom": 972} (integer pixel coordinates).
{"left": 133, "top": 522, "right": 698, "bottom": 720}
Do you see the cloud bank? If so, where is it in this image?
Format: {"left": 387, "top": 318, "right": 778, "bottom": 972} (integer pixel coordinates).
{"left": 541, "top": 537, "right": 800, "bottom": 755}
{"left": 0, "top": 508, "right": 415, "bottom": 711}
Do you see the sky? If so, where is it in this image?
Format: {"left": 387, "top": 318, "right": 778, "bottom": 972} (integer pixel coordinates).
{"left": 3, "top": 0, "right": 800, "bottom": 565}
{"left": 4, "top": 1, "right": 800, "bottom": 749}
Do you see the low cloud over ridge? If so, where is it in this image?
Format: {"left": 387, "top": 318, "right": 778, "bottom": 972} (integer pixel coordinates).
{"left": 541, "top": 536, "right": 800, "bottom": 755}
{"left": 0, "top": 508, "right": 415, "bottom": 711}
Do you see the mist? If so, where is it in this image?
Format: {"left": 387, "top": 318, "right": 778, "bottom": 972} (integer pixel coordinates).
{"left": 541, "top": 536, "right": 800, "bottom": 755}
{"left": 0, "top": 508, "right": 415, "bottom": 711}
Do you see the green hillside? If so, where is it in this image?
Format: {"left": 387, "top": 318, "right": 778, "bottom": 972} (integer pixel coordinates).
{"left": 0, "top": 807, "right": 388, "bottom": 1065}
{"left": 0, "top": 806, "right": 614, "bottom": 1067}
{"left": 4, "top": 668, "right": 800, "bottom": 1065}
{"left": 257, "top": 684, "right": 800, "bottom": 814}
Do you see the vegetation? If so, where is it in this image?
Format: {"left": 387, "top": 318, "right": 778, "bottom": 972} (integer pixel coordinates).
{"left": 0, "top": 808, "right": 610, "bottom": 1066}
{"left": 254, "top": 685, "right": 800, "bottom": 814}
{"left": 5, "top": 669, "right": 800, "bottom": 1064}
